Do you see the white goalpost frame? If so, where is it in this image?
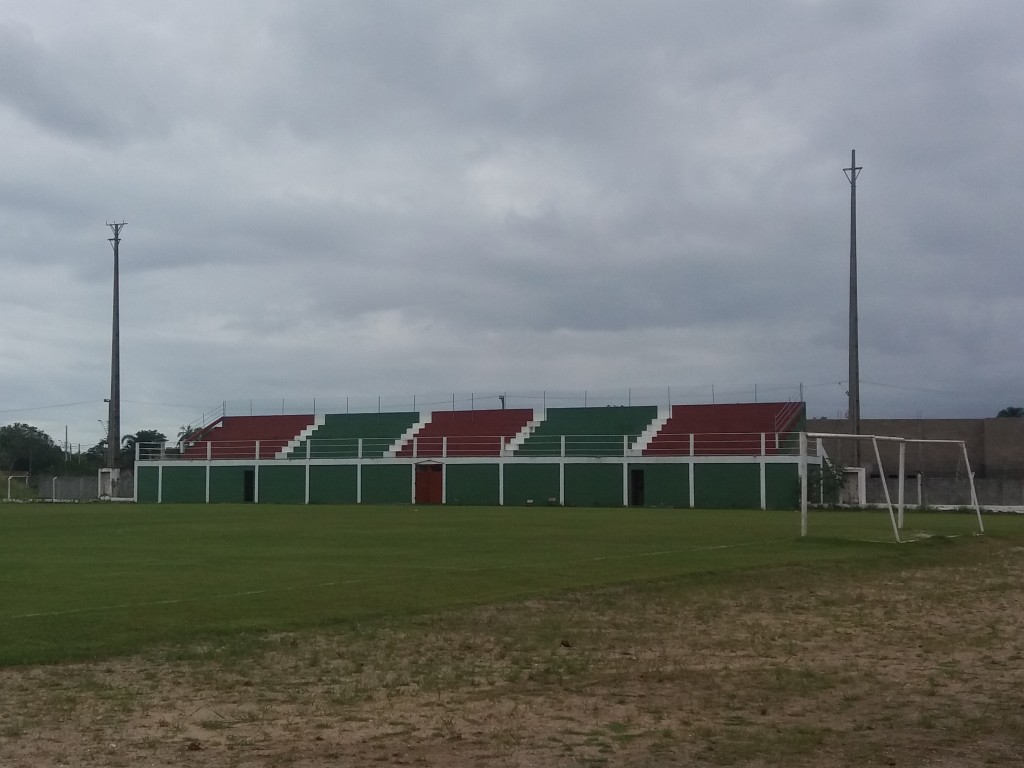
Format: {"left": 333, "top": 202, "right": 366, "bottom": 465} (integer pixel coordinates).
{"left": 799, "top": 432, "right": 983, "bottom": 542}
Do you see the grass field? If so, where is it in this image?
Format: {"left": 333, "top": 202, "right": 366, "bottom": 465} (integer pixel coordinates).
{"left": 1, "top": 503, "right": 1023, "bottom": 766}
{"left": 0, "top": 503, "right": 1007, "bottom": 666}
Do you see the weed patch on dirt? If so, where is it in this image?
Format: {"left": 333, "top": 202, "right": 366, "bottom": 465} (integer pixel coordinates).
{"left": 2, "top": 538, "right": 1023, "bottom": 766}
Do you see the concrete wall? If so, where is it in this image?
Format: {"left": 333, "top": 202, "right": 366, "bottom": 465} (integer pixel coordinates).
{"left": 810, "top": 418, "right": 1024, "bottom": 479}
{"left": 866, "top": 476, "right": 1024, "bottom": 507}
{"left": 981, "top": 418, "right": 1024, "bottom": 477}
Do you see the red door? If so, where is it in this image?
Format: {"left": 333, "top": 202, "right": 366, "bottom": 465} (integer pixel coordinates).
{"left": 415, "top": 463, "right": 443, "bottom": 504}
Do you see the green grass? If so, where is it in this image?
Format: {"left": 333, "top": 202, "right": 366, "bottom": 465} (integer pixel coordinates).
{"left": 0, "top": 503, "right": 1018, "bottom": 666}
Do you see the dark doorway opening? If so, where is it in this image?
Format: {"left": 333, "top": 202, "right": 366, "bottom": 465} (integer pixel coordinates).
{"left": 415, "top": 463, "right": 443, "bottom": 504}
{"left": 629, "top": 468, "right": 645, "bottom": 506}
{"left": 243, "top": 469, "right": 256, "bottom": 502}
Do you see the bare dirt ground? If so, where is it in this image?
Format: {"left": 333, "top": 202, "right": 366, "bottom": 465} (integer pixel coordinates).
{"left": 2, "top": 538, "right": 1023, "bottom": 767}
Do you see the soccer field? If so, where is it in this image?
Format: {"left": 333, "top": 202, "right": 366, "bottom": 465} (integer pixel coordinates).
{"left": 0, "top": 504, "right": 1017, "bottom": 666}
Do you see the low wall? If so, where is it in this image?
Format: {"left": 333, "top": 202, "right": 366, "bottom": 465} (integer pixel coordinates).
{"left": 811, "top": 418, "right": 1024, "bottom": 479}
{"left": 865, "top": 477, "right": 1024, "bottom": 507}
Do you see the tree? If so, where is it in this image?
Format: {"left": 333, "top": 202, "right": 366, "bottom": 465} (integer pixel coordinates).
{"left": 83, "top": 440, "right": 108, "bottom": 467}
{"left": 64, "top": 444, "right": 104, "bottom": 473}
{"left": 80, "top": 431, "right": 168, "bottom": 469}
{"left": 997, "top": 407, "right": 1024, "bottom": 418}
{"left": 121, "top": 430, "right": 168, "bottom": 466}
{"left": 0, "top": 423, "right": 64, "bottom": 473}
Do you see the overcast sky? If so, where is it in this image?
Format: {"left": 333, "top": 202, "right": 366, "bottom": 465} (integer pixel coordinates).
{"left": 1, "top": 0, "right": 1021, "bottom": 448}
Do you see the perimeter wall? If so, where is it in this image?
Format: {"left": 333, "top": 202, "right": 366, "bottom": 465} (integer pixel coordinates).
{"left": 812, "top": 418, "right": 1024, "bottom": 507}
{"left": 136, "top": 458, "right": 802, "bottom": 510}
{"left": 810, "top": 418, "right": 1024, "bottom": 479}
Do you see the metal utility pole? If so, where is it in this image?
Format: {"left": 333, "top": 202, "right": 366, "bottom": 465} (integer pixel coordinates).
{"left": 106, "top": 222, "right": 126, "bottom": 473}
{"left": 844, "top": 151, "right": 862, "bottom": 466}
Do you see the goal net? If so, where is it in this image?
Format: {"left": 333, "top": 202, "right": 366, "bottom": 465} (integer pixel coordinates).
{"left": 798, "top": 432, "right": 983, "bottom": 542}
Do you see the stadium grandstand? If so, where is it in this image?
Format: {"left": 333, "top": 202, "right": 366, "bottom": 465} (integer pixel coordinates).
{"left": 135, "top": 401, "right": 807, "bottom": 508}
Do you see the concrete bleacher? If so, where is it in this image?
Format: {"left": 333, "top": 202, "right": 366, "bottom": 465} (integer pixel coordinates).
{"left": 642, "top": 402, "right": 805, "bottom": 456}
{"left": 173, "top": 403, "right": 804, "bottom": 462}
{"left": 182, "top": 415, "right": 314, "bottom": 460}
{"left": 394, "top": 409, "right": 534, "bottom": 457}
{"left": 514, "top": 406, "right": 659, "bottom": 456}
{"left": 283, "top": 412, "right": 421, "bottom": 459}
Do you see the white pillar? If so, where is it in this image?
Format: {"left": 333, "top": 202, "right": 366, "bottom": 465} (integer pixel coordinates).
{"left": 759, "top": 432, "right": 767, "bottom": 510}
{"left": 254, "top": 440, "right": 260, "bottom": 504}
{"left": 688, "top": 433, "right": 695, "bottom": 508}
{"left": 799, "top": 432, "right": 808, "bottom": 537}
{"left": 304, "top": 439, "right": 311, "bottom": 505}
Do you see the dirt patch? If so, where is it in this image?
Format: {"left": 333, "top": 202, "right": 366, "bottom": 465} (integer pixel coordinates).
{"left": 2, "top": 539, "right": 1024, "bottom": 766}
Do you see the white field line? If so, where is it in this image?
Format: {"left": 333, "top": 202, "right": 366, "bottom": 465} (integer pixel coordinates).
{"left": 0, "top": 538, "right": 789, "bottom": 622}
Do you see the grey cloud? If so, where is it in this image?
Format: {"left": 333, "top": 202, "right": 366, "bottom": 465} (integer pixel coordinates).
{"left": 1, "top": 0, "right": 1022, "bottom": 444}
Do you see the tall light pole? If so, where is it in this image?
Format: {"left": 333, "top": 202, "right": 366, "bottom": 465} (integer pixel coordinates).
{"left": 106, "top": 222, "right": 126, "bottom": 474}
{"left": 844, "top": 151, "right": 862, "bottom": 465}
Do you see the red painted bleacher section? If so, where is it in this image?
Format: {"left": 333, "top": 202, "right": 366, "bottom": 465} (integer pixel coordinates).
{"left": 174, "top": 403, "right": 803, "bottom": 460}
{"left": 182, "top": 415, "right": 314, "bottom": 460}
{"left": 396, "top": 409, "right": 533, "bottom": 457}
{"left": 643, "top": 403, "right": 803, "bottom": 456}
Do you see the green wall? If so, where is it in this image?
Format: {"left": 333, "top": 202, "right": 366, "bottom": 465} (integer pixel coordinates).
{"left": 308, "top": 465, "right": 358, "bottom": 504}
{"left": 445, "top": 464, "right": 500, "bottom": 505}
{"left": 765, "top": 463, "right": 799, "bottom": 509}
{"left": 148, "top": 458, "right": 800, "bottom": 509}
{"left": 209, "top": 466, "right": 252, "bottom": 503}
{"left": 136, "top": 466, "right": 160, "bottom": 503}
{"left": 259, "top": 465, "right": 306, "bottom": 504}
{"left": 362, "top": 464, "right": 411, "bottom": 504}
{"left": 629, "top": 463, "right": 689, "bottom": 507}
{"left": 503, "top": 463, "right": 560, "bottom": 506}
{"left": 564, "top": 463, "right": 623, "bottom": 507}
{"left": 162, "top": 466, "right": 207, "bottom": 503}
{"left": 694, "top": 463, "right": 760, "bottom": 509}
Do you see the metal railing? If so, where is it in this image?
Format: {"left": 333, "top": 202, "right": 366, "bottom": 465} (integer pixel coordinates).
{"left": 188, "top": 387, "right": 806, "bottom": 423}
{"left": 138, "top": 431, "right": 802, "bottom": 462}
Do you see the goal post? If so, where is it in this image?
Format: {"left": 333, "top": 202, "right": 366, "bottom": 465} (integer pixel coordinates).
{"left": 799, "top": 432, "right": 983, "bottom": 542}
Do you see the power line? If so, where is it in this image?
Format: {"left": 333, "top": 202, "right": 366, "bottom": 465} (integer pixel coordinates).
{"left": 0, "top": 400, "right": 104, "bottom": 415}
{"left": 861, "top": 380, "right": 992, "bottom": 397}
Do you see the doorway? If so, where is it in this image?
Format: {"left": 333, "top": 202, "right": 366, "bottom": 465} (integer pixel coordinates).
{"left": 243, "top": 469, "right": 255, "bottom": 502}
{"left": 415, "top": 463, "right": 443, "bottom": 504}
{"left": 629, "top": 468, "right": 645, "bottom": 506}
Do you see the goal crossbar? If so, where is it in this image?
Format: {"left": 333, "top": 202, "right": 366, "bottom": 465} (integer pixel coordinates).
{"left": 799, "top": 432, "right": 983, "bottom": 542}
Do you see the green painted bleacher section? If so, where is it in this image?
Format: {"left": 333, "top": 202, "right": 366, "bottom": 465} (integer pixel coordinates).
{"left": 286, "top": 413, "right": 419, "bottom": 459}
{"left": 514, "top": 406, "right": 658, "bottom": 456}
